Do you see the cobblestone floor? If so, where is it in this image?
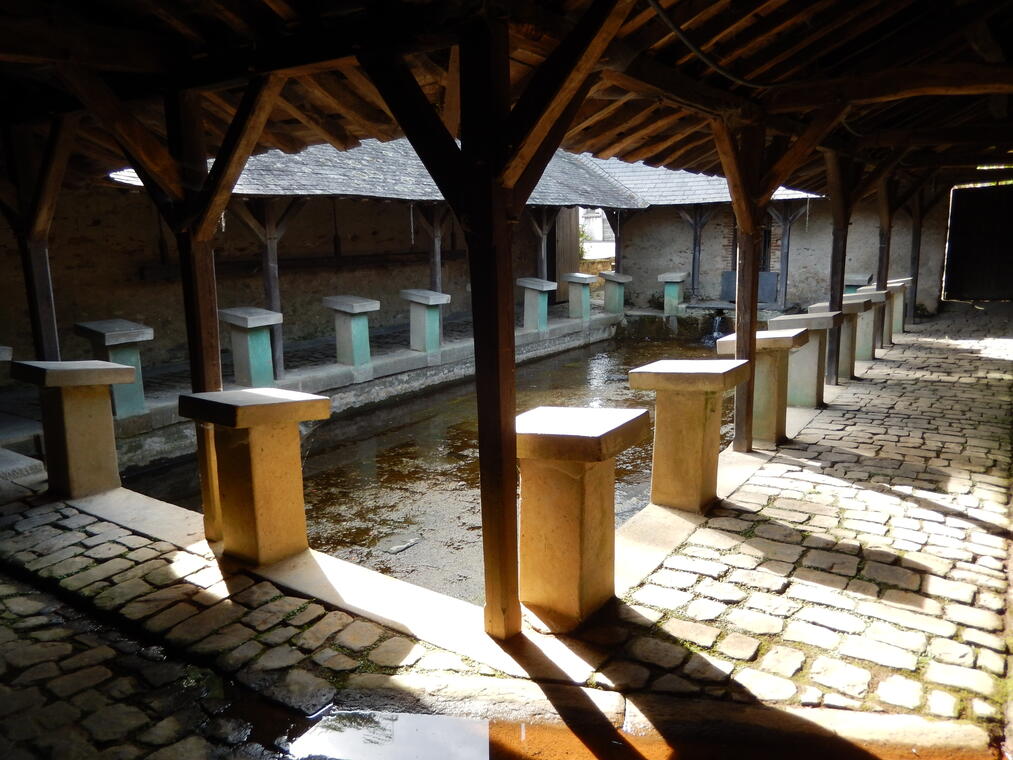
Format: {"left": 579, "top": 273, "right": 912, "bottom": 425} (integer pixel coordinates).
{"left": 0, "top": 304, "right": 1010, "bottom": 755}
{"left": 571, "top": 304, "right": 1012, "bottom": 725}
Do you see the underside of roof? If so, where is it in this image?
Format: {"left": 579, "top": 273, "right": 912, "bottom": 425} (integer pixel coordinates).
{"left": 3, "top": 1, "right": 1013, "bottom": 201}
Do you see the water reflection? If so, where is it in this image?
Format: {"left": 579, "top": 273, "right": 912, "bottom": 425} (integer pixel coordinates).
{"left": 289, "top": 711, "right": 488, "bottom": 759}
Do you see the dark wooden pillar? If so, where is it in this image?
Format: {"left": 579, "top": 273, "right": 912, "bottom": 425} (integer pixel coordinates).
{"left": 678, "top": 205, "right": 716, "bottom": 296}
{"left": 767, "top": 201, "right": 805, "bottom": 308}
{"left": 415, "top": 205, "right": 448, "bottom": 293}
{"left": 823, "top": 150, "right": 855, "bottom": 386}
{"left": 361, "top": 0, "right": 635, "bottom": 638}
{"left": 603, "top": 208, "right": 624, "bottom": 274}
{"left": 874, "top": 176, "right": 895, "bottom": 348}
{"left": 529, "top": 207, "right": 558, "bottom": 280}
{"left": 711, "top": 118, "right": 766, "bottom": 453}
{"left": 3, "top": 118, "right": 77, "bottom": 361}
{"left": 907, "top": 190, "right": 923, "bottom": 323}
{"left": 261, "top": 200, "right": 285, "bottom": 378}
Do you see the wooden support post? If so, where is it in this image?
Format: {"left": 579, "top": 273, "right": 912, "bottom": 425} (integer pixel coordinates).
{"left": 711, "top": 118, "right": 765, "bottom": 453}
{"left": 907, "top": 190, "right": 923, "bottom": 322}
{"left": 874, "top": 176, "right": 895, "bottom": 349}
{"left": 767, "top": 201, "right": 806, "bottom": 308}
{"left": 261, "top": 200, "right": 285, "bottom": 379}
{"left": 824, "top": 150, "right": 854, "bottom": 386}
{"left": 360, "top": 1, "right": 634, "bottom": 639}
{"left": 603, "top": 208, "right": 624, "bottom": 274}
{"left": 414, "top": 205, "right": 449, "bottom": 293}
{"left": 678, "top": 205, "right": 715, "bottom": 296}
{"left": 529, "top": 207, "right": 558, "bottom": 281}
{"left": 4, "top": 117, "right": 77, "bottom": 361}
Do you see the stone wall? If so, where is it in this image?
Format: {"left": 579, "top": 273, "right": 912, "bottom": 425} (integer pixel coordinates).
{"left": 0, "top": 186, "right": 543, "bottom": 368}
{"left": 620, "top": 197, "right": 950, "bottom": 313}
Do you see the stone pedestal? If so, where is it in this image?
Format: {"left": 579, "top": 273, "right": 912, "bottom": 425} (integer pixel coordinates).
{"left": 844, "top": 273, "right": 873, "bottom": 294}
{"left": 400, "top": 289, "right": 451, "bottom": 352}
{"left": 889, "top": 278, "right": 911, "bottom": 332}
{"left": 768, "top": 312, "right": 842, "bottom": 408}
{"left": 809, "top": 298, "right": 871, "bottom": 381}
{"left": 853, "top": 288, "right": 887, "bottom": 358}
{"left": 599, "top": 271, "right": 632, "bottom": 314}
{"left": 716, "top": 329, "right": 809, "bottom": 448}
{"left": 561, "top": 273, "right": 596, "bottom": 321}
{"left": 516, "top": 277, "right": 557, "bottom": 332}
{"left": 516, "top": 406, "right": 649, "bottom": 632}
{"left": 74, "top": 319, "right": 153, "bottom": 418}
{"left": 178, "top": 388, "right": 331, "bottom": 566}
{"left": 0, "top": 346, "right": 11, "bottom": 362}
{"left": 628, "top": 359, "right": 749, "bottom": 512}
{"left": 658, "top": 271, "right": 689, "bottom": 316}
{"left": 219, "top": 307, "right": 283, "bottom": 387}
{"left": 886, "top": 281, "right": 905, "bottom": 337}
{"left": 11, "top": 360, "right": 135, "bottom": 498}
{"left": 322, "top": 295, "right": 380, "bottom": 366}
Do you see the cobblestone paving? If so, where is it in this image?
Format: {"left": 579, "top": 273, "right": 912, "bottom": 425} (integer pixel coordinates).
{"left": 578, "top": 306, "right": 1011, "bottom": 726}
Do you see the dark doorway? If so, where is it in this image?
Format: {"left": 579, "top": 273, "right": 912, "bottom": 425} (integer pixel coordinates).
{"left": 945, "top": 185, "right": 1013, "bottom": 300}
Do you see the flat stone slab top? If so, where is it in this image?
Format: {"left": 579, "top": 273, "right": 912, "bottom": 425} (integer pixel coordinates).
{"left": 844, "top": 273, "right": 873, "bottom": 286}
{"left": 399, "top": 288, "right": 451, "bottom": 305}
{"left": 715, "top": 328, "right": 809, "bottom": 354}
{"left": 810, "top": 298, "right": 872, "bottom": 314}
{"left": 219, "top": 307, "right": 284, "bottom": 328}
{"left": 768, "top": 311, "right": 843, "bottom": 331}
{"left": 74, "top": 319, "right": 154, "bottom": 345}
{"left": 516, "top": 406, "right": 649, "bottom": 462}
{"left": 560, "top": 272, "right": 598, "bottom": 285}
{"left": 516, "top": 277, "right": 557, "bottom": 291}
{"left": 178, "top": 388, "right": 331, "bottom": 428}
{"left": 889, "top": 276, "right": 912, "bottom": 285}
{"left": 11, "top": 360, "right": 136, "bottom": 387}
{"left": 599, "top": 271, "right": 633, "bottom": 283}
{"left": 629, "top": 359, "right": 750, "bottom": 392}
{"left": 321, "top": 295, "right": 381, "bottom": 314}
{"left": 658, "top": 271, "right": 689, "bottom": 283}
{"left": 0, "top": 346, "right": 11, "bottom": 361}
{"left": 855, "top": 287, "right": 888, "bottom": 302}
{"left": 885, "top": 282, "right": 905, "bottom": 294}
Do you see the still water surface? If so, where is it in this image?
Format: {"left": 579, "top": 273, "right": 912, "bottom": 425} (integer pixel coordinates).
{"left": 297, "top": 335, "right": 730, "bottom": 604}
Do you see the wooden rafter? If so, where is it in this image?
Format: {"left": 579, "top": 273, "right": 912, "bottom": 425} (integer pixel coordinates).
{"left": 57, "top": 67, "right": 184, "bottom": 202}
{"left": 595, "top": 109, "right": 685, "bottom": 159}
{"left": 193, "top": 75, "right": 286, "bottom": 240}
{"left": 767, "top": 64, "right": 1013, "bottom": 112}
{"left": 758, "top": 104, "right": 848, "bottom": 203}
{"left": 274, "top": 93, "right": 359, "bottom": 152}
{"left": 501, "top": 0, "right": 635, "bottom": 187}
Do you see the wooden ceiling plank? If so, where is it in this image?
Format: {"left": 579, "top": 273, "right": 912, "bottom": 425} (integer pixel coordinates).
{"left": 296, "top": 75, "right": 398, "bottom": 138}
{"left": 595, "top": 108, "right": 685, "bottom": 159}
{"left": 565, "top": 92, "right": 639, "bottom": 139}
{"left": 580, "top": 103, "right": 659, "bottom": 155}
{"left": 623, "top": 118, "right": 699, "bottom": 162}
{"left": 669, "top": 0, "right": 790, "bottom": 67}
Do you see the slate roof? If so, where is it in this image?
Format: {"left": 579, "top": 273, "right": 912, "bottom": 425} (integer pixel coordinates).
{"left": 111, "top": 138, "right": 816, "bottom": 209}
{"left": 581, "top": 155, "right": 818, "bottom": 206}
{"left": 111, "top": 138, "right": 646, "bottom": 209}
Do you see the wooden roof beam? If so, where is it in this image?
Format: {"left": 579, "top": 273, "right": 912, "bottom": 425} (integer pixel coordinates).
{"left": 57, "top": 67, "right": 184, "bottom": 201}
{"left": 758, "top": 104, "right": 848, "bottom": 204}
{"left": 595, "top": 108, "right": 687, "bottom": 159}
{"left": 295, "top": 75, "right": 399, "bottom": 139}
{"left": 193, "top": 74, "right": 286, "bottom": 240}
{"left": 767, "top": 64, "right": 1013, "bottom": 112}
{"left": 858, "top": 124, "right": 1013, "bottom": 148}
{"left": 501, "top": 0, "right": 636, "bottom": 188}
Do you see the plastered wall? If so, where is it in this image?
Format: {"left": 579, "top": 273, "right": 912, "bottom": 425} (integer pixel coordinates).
{"left": 620, "top": 196, "right": 950, "bottom": 313}
{"left": 1, "top": 187, "right": 545, "bottom": 368}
